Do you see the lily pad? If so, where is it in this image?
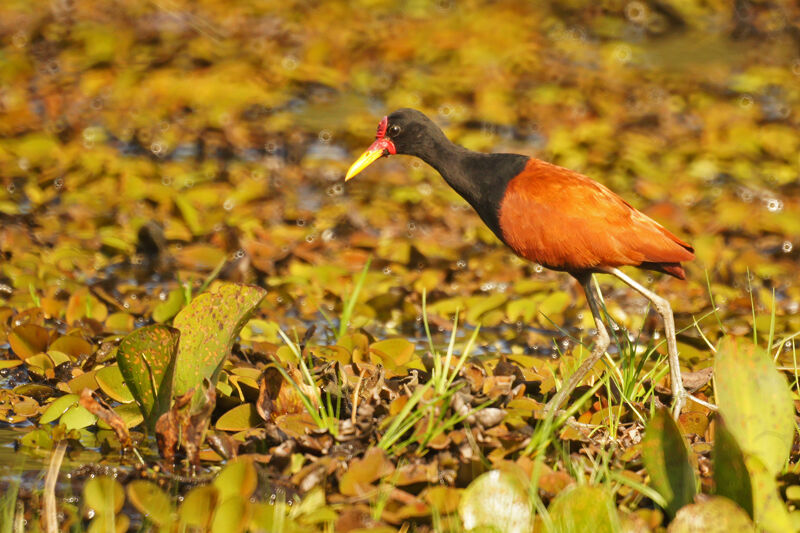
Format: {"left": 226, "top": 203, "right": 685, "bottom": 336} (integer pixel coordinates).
{"left": 548, "top": 484, "right": 619, "bottom": 533}
{"left": 369, "top": 338, "right": 424, "bottom": 375}
{"left": 47, "top": 350, "right": 71, "bottom": 367}
{"left": 8, "top": 324, "right": 49, "bottom": 360}
{"left": 20, "top": 429, "right": 53, "bottom": 450}
{"left": 179, "top": 484, "right": 219, "bottom": 529}
{"left": 84, "top": 476, "right": 125, "bottom": 517}
{"left": 95, "top": 364, "right": 135, "bottom": 404}
{"left": 459, "top": 470, "right": 532, "bottom": 533}
{"left": 96, "top": 403, "right": 144, "bottom": 430}
{"left": 50, "top": 335, "right": 95, "bottom": 359}
{"left": 40, "top": 394, "right": 81, "bottom": 424}
{"left": 340, "top": 447, "right": 395, "bottom": 497}
{"left": 24, "top": 352, "right": 55, "bottom": 378}
{"left": 127, "top": 481, "right": 173, "bottom": 527}
{"left": 68, "top": 370, "right": 99, "bottom": 395}
{"left": 213, "top": 457, "right": 258, "bottom": 501}
{"left": 61, "top": 403, "right": 99, "bottom": 430}
{"left": 667, "top": 497, "right": 754, "bottom": 532}
{"left": 215, "top": 404, "right": 260, "bottom": 432}
{"left": 152, "top": 288, "right": 185, "bottom": 323}
{"left": 210, "top": 496, "right": 248, "bottom": 533}
{"left": 66, "top": 288, "right": 108, "bottom": 325}
{"left": 87, "top": 514, "right": 128, "bottom": 533}
{"left": 105, "top": 312, "right": 135, "bottom": 334}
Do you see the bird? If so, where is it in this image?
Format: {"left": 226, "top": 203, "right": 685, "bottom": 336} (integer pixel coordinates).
{"left": 345, "top": 108, "right": 696, "bottom": 419}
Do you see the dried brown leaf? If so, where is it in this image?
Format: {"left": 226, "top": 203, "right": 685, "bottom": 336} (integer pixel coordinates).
{"left": 78, "top": 388, "right": 132, "bottom": 450}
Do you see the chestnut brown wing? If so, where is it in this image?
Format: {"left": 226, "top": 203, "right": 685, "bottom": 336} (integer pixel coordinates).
{"left": 498, "top": 159, "right": 694, "bottom": 277}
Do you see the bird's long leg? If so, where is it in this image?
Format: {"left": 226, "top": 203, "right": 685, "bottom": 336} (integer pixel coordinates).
{"left": 544, "top": 274, "right": 610, "bottom": 417}
{"left": 599, "top": 267, "right": 687, "bottom": 418}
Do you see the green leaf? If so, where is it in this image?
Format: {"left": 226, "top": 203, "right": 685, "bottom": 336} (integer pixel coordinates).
{"left": 642, "top": 408, "right": 697, "bottom": 517}
{"left": 61, "top": 404, "right": 98, "bottom": 430}
{"left": 95, "top": 364, "right": 135, "bottom": 404}
{"left": 369, "top": 338, "right": 424, "bottom": 375}
{"left": 14, "top": 383, "right": 55, "bottom": 399}
{"left": 211, "top": 496, "right": 248, "bottom": 533}
{"left": 84, "top": 476, "right": 125, "bottom": 517}
{"left": 746, "top": 456, "right": 794, "bottom": 533}
{"left": 714, "top": 337, "right": 794, "bottom": 475}
{"left": 127, "top": 481, "right": 173, "bottom": 527}
{"left": 105, "top": 312, "right": 135, "bottom": 334}
{"left": 548, "top": 485, "right": 619, "bottom": 533}
{"left": 465, "top": 293, "right": 507, "bottom": 323}
{"left": 536, "top": 291, "right": 571, "bottom": 319}
{"left": 292, "top": 487, "right": 335, "bottom": 523}
{"left": 47, "top": 350, "right": 71, "bottom": 366}
{"left": 459, "top": 470, "right": 532, "bottom": 533}
{"left": 172, "top": 283, "right": 266, "bottom": 396}
{"left": 40, "top": 394, "right": 81, "bottom": 424}
{"left": 8, "top": 324, "right": 49, "bottom": 360}
{"left": 96, "top": 403, "right": 144, "bottom": 430}
{"left": 117, "top": 325, "right": 180, "bottom": 432}
{"left": 174, "top": 196, "right": 204, "bottom": 236}
{"left": 87, "top": 514, "right": 128, "bottom": 533}
{"left": 49, "top": 335, "right": 94, "bottom": 359}
{"left": 67, "top": 370, "right": 98, "bottom": 395}
{"left": 20, "top": 428, "right": 53, "bottom": 450}
{"left": 24, "top": 353, "right": 54, "bottom": 377}
{"left": 153, "top": 288, "right": 185, "bottom": 323}
{"left": 215, "top": 404, "right": 260, "bottom": 432}
{"left": 786, "top": 485, "right": 800, "bottom": 502}
{"left": 178, "top": 484, "right": 218, "bottom": 528}
{"left": 213, "top": 458, "right": 258, "bottom": 501}
{"left": 667, "top": 497, "right": 754, "bottom": 532}
{"left": 714, "top": 417, "right": 753, "bottom": 518}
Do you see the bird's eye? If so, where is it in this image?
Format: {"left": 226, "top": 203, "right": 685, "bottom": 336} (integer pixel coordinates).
{"left": 388, "top": 124, "right": 401, "bottom": 136}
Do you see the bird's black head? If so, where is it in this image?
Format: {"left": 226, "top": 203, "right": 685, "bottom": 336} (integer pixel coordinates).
{"left": 384, "top": 108, "right": 445, "bottom": 155}
{"left": 345, "top": 108, "right": 447, "bottom": 181}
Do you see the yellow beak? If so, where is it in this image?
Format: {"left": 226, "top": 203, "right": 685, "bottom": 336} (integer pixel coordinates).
{"left": 345, "top": 147, "right": 385, "bottom": 182}
{"left": 345, "top": 135, "right": 397, "bottom": 181}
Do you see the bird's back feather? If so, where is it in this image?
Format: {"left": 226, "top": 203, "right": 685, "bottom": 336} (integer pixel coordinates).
{"left": 497, "top": 159, "right": 694, "bottom": 278}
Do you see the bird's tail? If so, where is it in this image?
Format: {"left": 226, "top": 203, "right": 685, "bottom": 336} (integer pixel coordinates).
{"left": 641, "top": 261, "right": 687, "bottom": 280}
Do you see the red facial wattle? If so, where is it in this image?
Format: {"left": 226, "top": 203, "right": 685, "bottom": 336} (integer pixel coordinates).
{"left": 376, "top": 116, "right": 388, "bottom": 138}
{"left": 370, "top": 116, "right": 396, "bottom": 155}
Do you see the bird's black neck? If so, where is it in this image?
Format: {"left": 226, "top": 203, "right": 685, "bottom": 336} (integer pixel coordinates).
{"left": 412, "top": 134, "right": 529, "bottom": 243}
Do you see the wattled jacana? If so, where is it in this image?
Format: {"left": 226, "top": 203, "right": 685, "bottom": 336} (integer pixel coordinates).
{"left": 345, "top": 108, "right": 696, "bottom": 418}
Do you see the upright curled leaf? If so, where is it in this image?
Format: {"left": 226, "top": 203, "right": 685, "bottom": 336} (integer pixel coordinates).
{"left": 172, "top": 283, "right": 266, "bottom": 396}
{"left": 746, "top": 456, "right": 794, "bottom": 533}
{"left": 714, "top": 417, "right": 753, "bottom": 518}
{"left": 117, "top": 324, "right": 180, "bottom": 432}
{"left": 714, "top": 337, "right": 794, "bottom": 476}
{"left": 642, "top": 408, "right": 697, "bottom": 517}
